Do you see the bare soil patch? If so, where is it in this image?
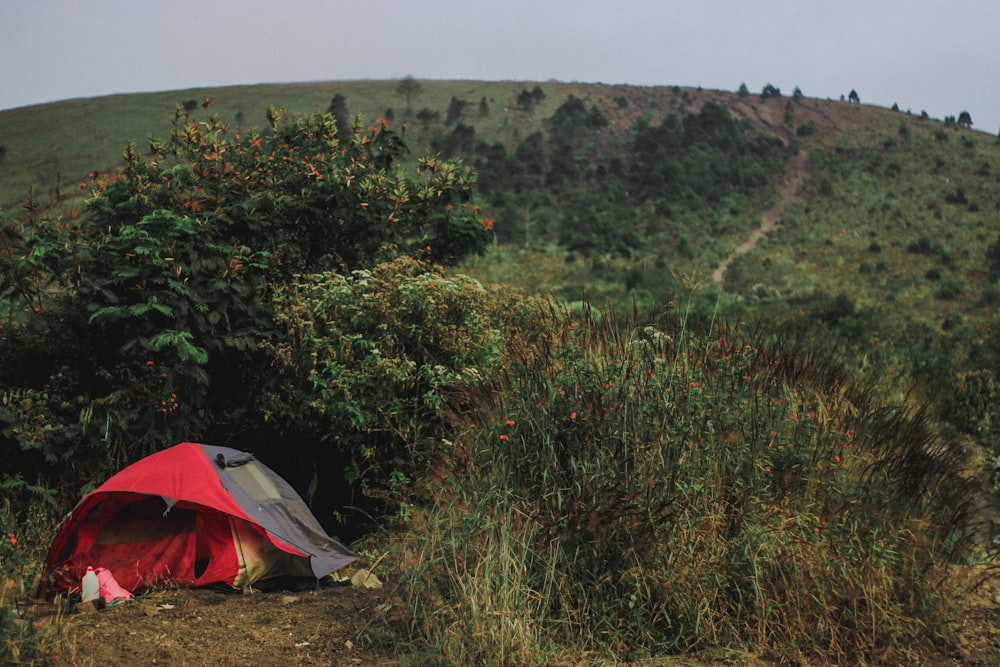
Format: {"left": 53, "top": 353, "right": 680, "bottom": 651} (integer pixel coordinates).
{"left": 24, "top": 564, "right": 999, "bottom": 666}
{"left": 45, "top": 581, "right": 393, "bottom": 666}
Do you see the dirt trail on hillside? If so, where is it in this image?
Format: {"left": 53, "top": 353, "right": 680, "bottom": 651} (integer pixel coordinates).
{"left": 711, "top": 150, "right": 808, "bottom": 287}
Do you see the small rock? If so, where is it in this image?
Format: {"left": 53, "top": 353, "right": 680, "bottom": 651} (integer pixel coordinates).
{"left": 141, "top": 602, "right": 158, "bottom": 617}
{"left": 281, "top": 595, "right": 299, "bottom": 605}
{"left": 350, "top": 568, "right": 383, "bottom": 589}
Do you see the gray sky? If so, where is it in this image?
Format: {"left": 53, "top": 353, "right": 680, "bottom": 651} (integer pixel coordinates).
{"left": 2, "top": 0, "right": 998, "bottom": 133}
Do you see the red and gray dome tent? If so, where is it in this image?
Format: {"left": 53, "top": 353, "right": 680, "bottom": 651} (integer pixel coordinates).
{"left": 39, "top": 442, "right": 356, "bottom": 596}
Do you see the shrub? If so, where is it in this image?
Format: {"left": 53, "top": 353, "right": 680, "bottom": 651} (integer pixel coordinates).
{"left": 935, "top": 279, "right": 962, "bottom": 300}
{"left": 259, "top": 257, "right": 526, "bottom": 511}
{"left": 796, "top": 120, "right": 817, "bottom": 137}
{"left": 0, "top": 106, "right": 494, "bottom": 486}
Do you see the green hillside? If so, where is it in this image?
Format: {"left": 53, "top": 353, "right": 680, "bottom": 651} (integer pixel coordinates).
{"left": 2, "top": 80, "right": 999, "bottom": 664}
{"left": 6, "top": 78, "right": 994, "bottom": 431}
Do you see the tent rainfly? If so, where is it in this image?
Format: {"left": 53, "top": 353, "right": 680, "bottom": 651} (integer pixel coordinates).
{"left": 39, "top": 442, "right": 356, "bottom": 596}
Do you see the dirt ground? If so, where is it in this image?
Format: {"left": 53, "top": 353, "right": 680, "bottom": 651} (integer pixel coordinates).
{"left": 15, "top": 564, "right": 997, "bottom": 667}
{"left": 35, "top": 576, "right": 395, "bottom": 667}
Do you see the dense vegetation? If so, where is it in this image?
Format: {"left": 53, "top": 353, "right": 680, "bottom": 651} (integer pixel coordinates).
{"left": 1, "top": 79, "right": 998, "bottom": 664}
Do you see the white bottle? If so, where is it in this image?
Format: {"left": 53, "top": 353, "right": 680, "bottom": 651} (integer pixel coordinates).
{"left": 81, "top": 566, "right": 100, "bottom": 603}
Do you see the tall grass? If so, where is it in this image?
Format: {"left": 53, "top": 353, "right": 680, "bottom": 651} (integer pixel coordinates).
{"left": 377, "top": 301, "right": 977, "bottom": 664}
{"left": 1, "top": 489, "right": 68, "bottom": 664}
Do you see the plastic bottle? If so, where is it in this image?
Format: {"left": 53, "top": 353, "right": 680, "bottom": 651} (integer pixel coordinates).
{"left": 81, "top": 566, "right": 100, "bottom": 603}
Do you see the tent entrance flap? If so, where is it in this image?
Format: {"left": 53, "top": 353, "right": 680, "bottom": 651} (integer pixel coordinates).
{"left": 90, "top": 497, "right": 198, "bottom": 591}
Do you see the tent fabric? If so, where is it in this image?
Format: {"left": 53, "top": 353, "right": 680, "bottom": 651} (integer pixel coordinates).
{"left": 40, "top": 442, "right": 356, "bottom": 596}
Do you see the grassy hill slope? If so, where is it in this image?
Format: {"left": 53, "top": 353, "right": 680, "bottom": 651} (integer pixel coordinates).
{"left": 2, "top": 79, "right": 998, "bottom": 445}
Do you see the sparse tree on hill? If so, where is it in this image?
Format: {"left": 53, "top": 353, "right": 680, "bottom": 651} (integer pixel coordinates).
{"left": 760, "top": 83, "right": 781, "bottom": 100}
{"left": 397, "top": 75, "right": 423, "bottom": 113}
{"left": 793, "top": 86, "right": 803, "bottom": 98}
{"left": 516, "top": 86, "right": 546, "bottom": 112}
{"left": 848, "top": 89, "right": 860, "bottom": 104}
{"left": 327, "top": 93, "right": 352, "bottom": 141}
{"left": 957, "top": 110, "right": 973, "bottom": 129}
{"left": 737, "top": 83, "right": 749, "bottom": 97}
{"left": 446, "top": 96, "right": 469, "bottom": 124}
{"left": 987, "top": 236, "right": 1000, "bottom": 281}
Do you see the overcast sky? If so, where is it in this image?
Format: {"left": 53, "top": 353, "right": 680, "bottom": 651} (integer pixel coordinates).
{"left": 2, "top": 0, "right": 998, "bottom": 133}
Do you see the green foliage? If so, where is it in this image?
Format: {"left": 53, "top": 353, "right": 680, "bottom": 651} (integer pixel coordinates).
{"left": 396, "top": 75, "right": 422, "bottom": 111}
{"left": 326, "top": 92, "right": 352, "bottom": 142}
{"left": 1, "top": 487, "right": 63, "bottom": 664}
{"left": 760, "top": 83, "right": 781, "bottom": 100}
{"left": 546, "top": 95, "right": 608, "bottom": 186}
{"left": 381, "top": 306, "right": 972, "bottom": 664}
{"left": 630, "top": 102, "right": 787, "bottom": 207}
{"left": 259, "top": 257, "right": 519, "bottom": 508}
{"left": 0, "top": 105, "right": 494, "bottom": 485}
{"left": 796, "top": 119, "right": 818, "bottom": 137}
{"left": 516, "top": 86, "right": 546, "bottom": 112}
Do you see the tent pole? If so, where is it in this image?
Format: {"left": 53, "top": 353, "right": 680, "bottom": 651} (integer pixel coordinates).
{"left": 231, "top": 517, "right": 253, "bottom": 594}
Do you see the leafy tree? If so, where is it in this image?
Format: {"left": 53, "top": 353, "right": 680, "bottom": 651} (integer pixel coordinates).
{"left": 630, "top": 102, "right": 786, "bottom": 206}
{"left": 516, "top": 85, "right": 546, "bottom": 112}
{"left": 326, "top": 92, "right": 352, "bottom": 141}
{"left": 546, "top": 95, "right": 608, "bottom": 186}
{"left": 784, "top": 100, "right": 795, "bottom": 125}
{"left": 848, "top": 89, "right": 860, "bottom": 104}
{"left": 416, "top": 108, "right": 440, "bottom": 124}
{"left": 396, "top": 75, "right": 422, "bottom": 112}
{"left": 760, "top": 83, "right": 781, "bottom": 100}
{"left": 957, "top": 110, "right": 973, "bottom": 129}
{"left": 445, "top": 96, "right": 469, "bottom": 124}
{"left": 796, "top": 120, "right": 818, "bottom": 137}
{"left": 737, "top": 82, "right": 749, "bottom": 97}
{"left": 259, "top": 257, "right": 519, "bottom": 506}
{"left": 432, "top": 123, "right": 475, "bottom": 159}
{"left": 0, "top": 104, "right": 494, "bottom": 484}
